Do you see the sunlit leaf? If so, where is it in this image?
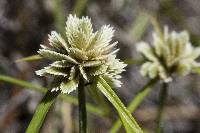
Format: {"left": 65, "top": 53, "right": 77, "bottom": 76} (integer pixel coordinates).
{"left": 26, "top": 90, "right": 59, "bottom": 133}
{"left": 0, "top": 74, "right": 104, "bottom": 116}
{"left": 15, "top": 55, "right": 42, "bottom": 63}
{"left": 109, "top": 78, "right": 158, "bottom": 133}
{"left": 193, "top": 67, "right": 200, "bottom": 75}
{"left": 97, "top": 76, "right": 143, "bottom": 133}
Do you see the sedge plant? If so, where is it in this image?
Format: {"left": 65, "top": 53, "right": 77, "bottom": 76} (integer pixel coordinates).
{"left": 25, "top": 14, "right": 143, "bottom": 133}
{"left": 136, "top": 26, "right": 200, "bottom": 133}
{"left": 109, "top": 22, "right": 200, "bottom": 132}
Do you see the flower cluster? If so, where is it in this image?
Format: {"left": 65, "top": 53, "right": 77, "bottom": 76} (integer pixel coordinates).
{"left": 137, "top": 26, "right": 200, "bottom": 82}
{"left": 36, "top": 15, "right": 126, "bottom": 94}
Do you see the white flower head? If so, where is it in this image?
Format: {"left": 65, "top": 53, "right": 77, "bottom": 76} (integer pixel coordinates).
{"left": 36, "top": 14, "right": 126, "bottom": 93}
{"left": 137, "top": 26, "right": 200, "bottom": 82}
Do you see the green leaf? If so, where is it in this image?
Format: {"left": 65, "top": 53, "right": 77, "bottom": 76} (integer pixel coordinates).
{"left": 15, "top": 54, "right": 42, "bottom": 62}
{"left": 109, "top": 78, "right": 158, "bottom": 133}
{"left": 72, "top": 0, "right": 88, "bottom": 17}
{"left": 87, "top": 83, "right": 111, "bottom": 116}
{"left": 123, "top": 59, "right": 144, "bottom": 66}
{"left": 52, "top": 0, "right": 65, "bottom": 35}
{"left": 130, "top": 11, "right": 149, "bottom": 41}
{"left": 193, "top": 67, "right": 200, "bottom": 75}
{"left": 0, "top": 74, "right": 105, "bottom": 117}
{"left": 97, "top": 76, "right": 143, "bottom": 133}
{"left": 150, "top": 16, "right": 163, "bottom": 38}
{"left": 26, "top": 90, "right": 59, "bottom": 133}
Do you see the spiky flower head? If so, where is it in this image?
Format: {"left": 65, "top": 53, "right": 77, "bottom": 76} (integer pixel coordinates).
{"left": 137, "top": 26, "right": 200, "bottom": 82}
{"left": 36, "top": 15, "right": 126, "bottom": 94}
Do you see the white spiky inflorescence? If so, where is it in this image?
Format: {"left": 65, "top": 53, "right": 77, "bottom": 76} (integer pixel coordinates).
{"left": 137, "top": 26, "right": 200, "bottom": 82}
{"left": 36, "top": 15, "right": 127, "bottom": 94}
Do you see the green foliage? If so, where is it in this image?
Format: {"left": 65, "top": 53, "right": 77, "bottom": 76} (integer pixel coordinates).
{"left": 72, "top": 0, "right": 88, "bottom": 17}
{"left": 109, "top": 78, "right": 158, "bottom": 133}
{"left": 0, "top": 74, "right": 105, "bottom": 116}
{"left": 97, "top": 76, "right": 143, "bottom": 133}
{"left": 130, "top": 11, "right": 149, "bottom": 41}
{"left": 15, "top": 55, "right": 42, "bottom": 62}
{"left": 87, "top": 83, "right": 111, "bottom": 116}
{"left": 26, "top": 91, "right": 59, "bottom": 133}
{"left": 52, "top": 0, "right": 65, "bottom": 35}
{"left": 192, "top": 67, "right": 200, "bottom": 75}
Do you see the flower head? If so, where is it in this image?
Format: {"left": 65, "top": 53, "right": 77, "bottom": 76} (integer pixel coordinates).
{"left": 36, "top": 15, "right": 126, "bottom": 93}
{"left": 137, "top": 26, "right": 200, "bottom": 82}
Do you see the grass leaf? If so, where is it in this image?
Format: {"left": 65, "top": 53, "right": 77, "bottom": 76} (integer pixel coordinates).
{"left": 123, "top": 58, "right": 144, "bottom": 66}
{"left": 15, "top": 54, "right": 42, "bottom": 63}
{"left": 130, "top": 11, "right": 149, "bottom": 41}
{"left": 87, "top": 83, "right": 111, "bottom": 116}
{"left": 109, "top": 78, "right": 158, "bottom": 133}
{"left": 192, "top": 67, "right": 200, "bottom": 75}
{"left": 0, "top": 74, "right": 104, "bottom": 116}
{"left": 97, "top": 76, "right": 143, "bottom": 133}
{"left": 72, "top": 0, "right": 88, "bottom": 17}
{"left": 26, "top": 90, "right": 59, "bottom": 133}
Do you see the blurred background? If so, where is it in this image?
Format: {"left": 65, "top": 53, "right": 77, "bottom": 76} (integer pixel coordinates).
{"left": 0, "top": 0, "right": 200, "bottom": 133}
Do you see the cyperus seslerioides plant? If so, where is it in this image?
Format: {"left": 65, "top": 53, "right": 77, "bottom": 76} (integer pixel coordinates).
{"left": 28, "top": 14, "right": 143, "bottom": 133}
{"left": 36, "top": 15, "right": 126, "bottom": 94}
{"left": 137, "top": 26, "right": 200, "bottom": 82}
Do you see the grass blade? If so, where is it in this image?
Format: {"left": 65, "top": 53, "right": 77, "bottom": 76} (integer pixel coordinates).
{"left": 52, "top": 0, "right": 65, "bottom": 35}
{"left": 123, "top": 59, "right": 144, "bottom": 66}
{"left": 87, "top": 83, "right": 111, "bottom": 116}
{"left": 109, "top": 78, "right": 158, "bottom": 133}
{"left": 130, "top": 11, "right": 149, "bottom": 41}
{"left": 192, "top": 67, "right": 200, "bottom": 75}
{"left": 71, "top": 0, "right": 88, "bottom": 17}
{"left": 0, "top": 74, "right": 104, "bottom": 116}
{"left": 26, "top": 90, "right": 59, "bottom": 133}
{"left": 15, "top": 55, "right": 42, "bottom": 63}
{"left": 150, "top": 16, "right": 163, "bottom": 38}
{"left": 97, "top": 76, "right": 143, "bottom": 133}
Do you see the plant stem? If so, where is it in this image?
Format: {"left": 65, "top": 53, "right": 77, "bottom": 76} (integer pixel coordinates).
{"left": 156, "top": 83, "right": 168, "bottom": 133}
{"left": 78, "top": 77, "right": 87, "bottom": 133}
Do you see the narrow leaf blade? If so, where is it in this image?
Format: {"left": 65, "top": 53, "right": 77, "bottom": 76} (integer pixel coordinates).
{"left": 26, "top": 91, "right": 59, "bottom": 133}
{"left": 193, "top": 67, "right": 200, "bottom": 75}
{"left": 109, "top": 78, "right": 158, "bottom": 133}
{"left": 15, "top": 55, "right": 42, "bottom": 62}
{"left": 97, "top": 76, "right": 143, "bottom": 133}
{"left": 0, "top": 74, "right": 105, "bottom": 117}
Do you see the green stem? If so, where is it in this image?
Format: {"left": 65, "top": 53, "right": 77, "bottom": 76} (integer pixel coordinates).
{"left": 155, "top": 83, "right": 168, "bottom": 133}
{"left": 78, "top": 77, "right": 87, "bottom": 133}
{"left": 109, "top": 78, "right": 158, "bottom": 133}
